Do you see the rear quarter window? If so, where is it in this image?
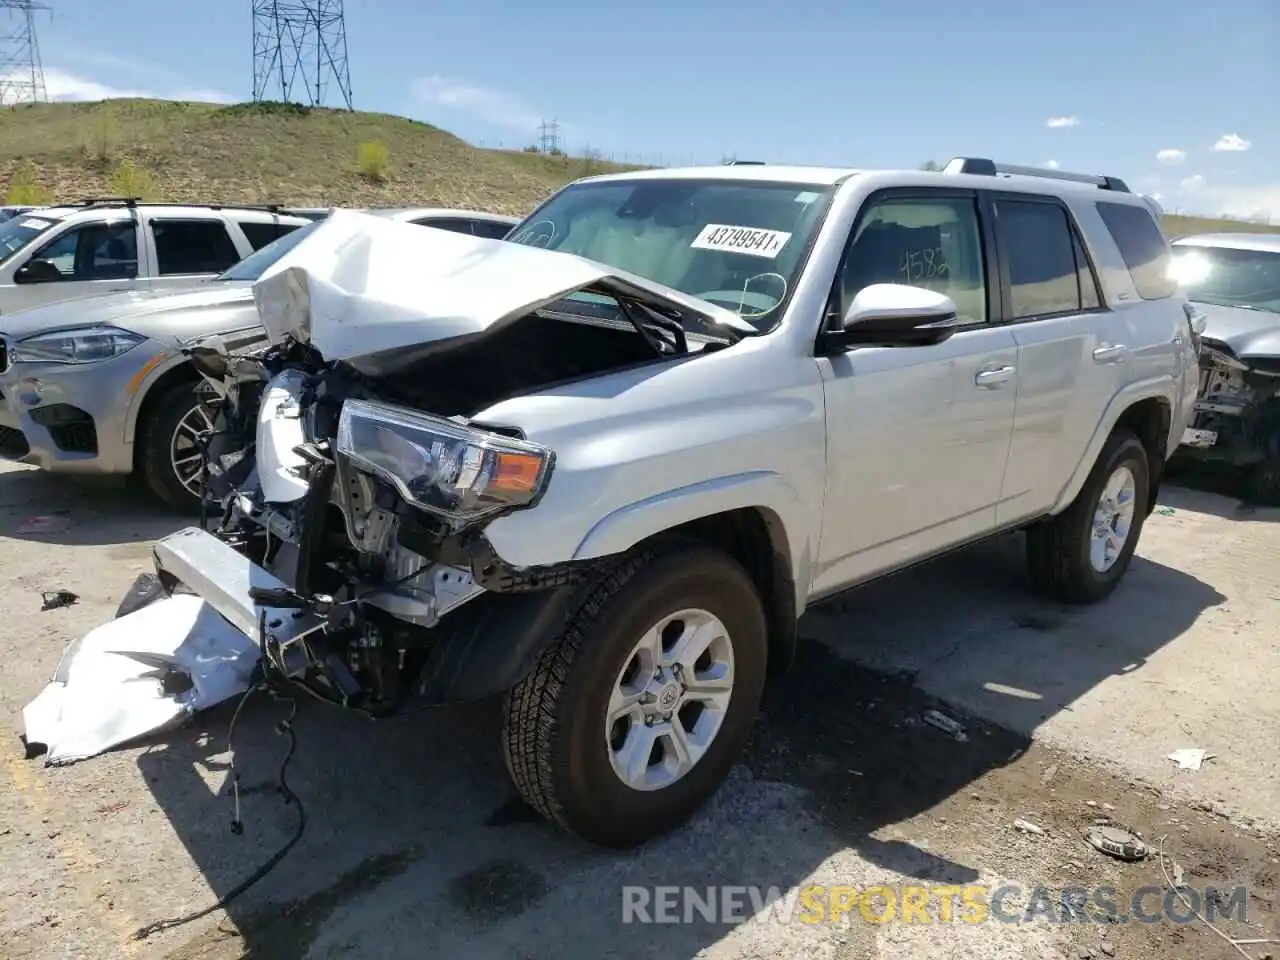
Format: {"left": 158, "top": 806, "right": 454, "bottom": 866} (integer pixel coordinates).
{"left": 1095, "top": 201, "right": 1178, "bottom": 300}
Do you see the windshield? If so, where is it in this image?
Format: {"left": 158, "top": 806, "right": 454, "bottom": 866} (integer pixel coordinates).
{"left": 217, "top": 220, "right": 321, "bottom": 281}
{"left": 0, "top": 213, "right": 59, "bottom": 265}
{"left": 505, "top": 178, "right": 834, "bottom": 332}
{"left": 1171, "top": 244, "right": 1280, "bottom": 314}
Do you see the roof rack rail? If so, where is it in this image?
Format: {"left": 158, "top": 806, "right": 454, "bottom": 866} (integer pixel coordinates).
{"left": 941, "top": 157, "right": 1131, "bottom": 193}
{"left": 726, "top": 159, "right": 766, "bottom": 165}
{"left": 72, "top": 196, "right": 142, "bottom": 206}
{"left": 68, "top": 199, "right": 288, "bottom": 213}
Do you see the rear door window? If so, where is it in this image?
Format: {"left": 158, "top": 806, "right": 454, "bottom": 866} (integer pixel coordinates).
{"left": 1096, "top": 201, "right": 1177, "bottom": 300}
{"left": 150, "top": 219, "right": 242, "bottom": 275}
{"left": 993, "top": 199, "right": 1091, "bottom": 319}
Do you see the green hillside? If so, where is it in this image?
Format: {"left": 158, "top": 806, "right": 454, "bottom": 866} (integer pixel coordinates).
{"left": 3, "top": 98, "right": 1277, "bottom": 238}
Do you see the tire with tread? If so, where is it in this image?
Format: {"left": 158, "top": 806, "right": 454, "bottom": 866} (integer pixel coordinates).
{"left": 136, "top": 379, "right": 207, "bottom": 512}
{"left": 1025, "top": 429, "right": 1150, "bottom": 605}
{"left": 502, "top": 538, "right": 768, "bottom": 848}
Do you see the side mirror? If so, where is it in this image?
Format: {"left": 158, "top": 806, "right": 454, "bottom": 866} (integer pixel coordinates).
{"left": 13, "top": 259, "right": 59, "bottom": 284}
{"left": 834, "top": 283, "right": 959, "bottom": 348}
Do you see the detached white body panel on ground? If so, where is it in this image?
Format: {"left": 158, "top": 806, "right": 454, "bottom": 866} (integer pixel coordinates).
{"left": 21, "top": 594, "right": 261, "bottom": 765}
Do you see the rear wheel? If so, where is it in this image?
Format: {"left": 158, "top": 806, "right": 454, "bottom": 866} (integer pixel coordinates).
{"left": 502, "top": 539, "right": 768, "bottom": 848}
{"left": 1026, "top": 430, "right": 1150, "bottom": 604}
{"left": 136, "top": 379, "right": 218, "bottom": 512}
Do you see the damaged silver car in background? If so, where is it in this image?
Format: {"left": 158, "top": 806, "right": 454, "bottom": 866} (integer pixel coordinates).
{"left": 1171, "top": 233, "right": 1280, "bottom": 502}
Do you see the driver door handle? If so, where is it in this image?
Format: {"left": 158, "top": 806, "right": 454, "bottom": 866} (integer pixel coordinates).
{"left": 975, "top": 365, "right": 1016, "bottom": 388}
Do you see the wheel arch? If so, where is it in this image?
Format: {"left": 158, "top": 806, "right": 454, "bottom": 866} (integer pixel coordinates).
{"left": 654, "top": 506, "right": 799, "bottom": 676}
{"left": 1052, "top": 380, "right": 1175, "bottom": 516}
{"left": 124, "top": 355, "right": 199, "bottom": 452}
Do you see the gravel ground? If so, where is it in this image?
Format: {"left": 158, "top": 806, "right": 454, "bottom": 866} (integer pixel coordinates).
{"left": 0, "top": 460, "right": 1276, "bottom": 960}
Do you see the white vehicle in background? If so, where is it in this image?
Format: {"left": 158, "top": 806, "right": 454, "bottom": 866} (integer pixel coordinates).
{"left": 0, "top": 200, "right": 312, "bottom": 316}
{"left": 0, "top": 205, "right": 38, "bottom": 223}
{"left": 1171, "top": 232, "right": 1280, "bottom": 500}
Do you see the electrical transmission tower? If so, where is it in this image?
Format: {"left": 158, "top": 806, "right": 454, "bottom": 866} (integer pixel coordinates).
{"left": 537, "top": 118, "right": 560, "bottom": 155}
{"left": 251, "top": 0, "right": 353, "bottom": 110}
{"left": 0, "top": 0, "right": 49, "bottom": 106}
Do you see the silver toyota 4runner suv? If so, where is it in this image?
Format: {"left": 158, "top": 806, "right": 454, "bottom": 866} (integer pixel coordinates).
{"left": 146, "top": 156, "right": 1198, "bottom": 848}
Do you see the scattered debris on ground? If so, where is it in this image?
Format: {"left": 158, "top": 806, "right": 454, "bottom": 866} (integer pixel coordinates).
{"left": 921, "top": 708, "right": 968, "bottom": 741}
{"left": 1168, "top": 747, "right": 1216, "bottom": 771}
{"left": 40, "top": 589, "right": 79, "bottom": 611}
{"left": 1086, "top": 824, "right": 1149, "bottom": 861}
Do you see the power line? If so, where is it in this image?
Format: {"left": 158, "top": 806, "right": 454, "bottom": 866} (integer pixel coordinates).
{"left": 537, "top": 118, "right": 560, "bottom": 155}
{"left": 0, "top": 0, "right": 49, "bottom": 106}
{"left": 251, "top": 0, "right": 353, "bottom": 110}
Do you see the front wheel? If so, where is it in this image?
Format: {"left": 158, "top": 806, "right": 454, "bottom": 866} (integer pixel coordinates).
{"left": 1026, "top": 429, "right": 1150, "bottom": 604}
{"left": 502, "top": 540, "right": 768, "bottom": 848}
{"left": 135, "top": 379, "right": 218, "bottom": 512}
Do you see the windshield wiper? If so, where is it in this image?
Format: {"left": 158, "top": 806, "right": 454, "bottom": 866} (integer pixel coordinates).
{"left": 618, "top": 298, "right": 689, "bottom": 355}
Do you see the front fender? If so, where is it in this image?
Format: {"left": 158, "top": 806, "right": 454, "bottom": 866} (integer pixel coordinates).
{"left": 120, "top": 351, "right": 192, "bottom": 445}
{"left": 1050, "top": 375, "right": 1178, "bottom": 515}
{"left": 572, "top": 470, "right": 814, "bottom": 612}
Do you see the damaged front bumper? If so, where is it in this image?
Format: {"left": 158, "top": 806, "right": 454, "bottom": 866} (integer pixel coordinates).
{"left": 152, "top": 526, "right": 326, "bottom": 679}
{"left": 1176, "top": 340, "right": 1280, "bottom": 466}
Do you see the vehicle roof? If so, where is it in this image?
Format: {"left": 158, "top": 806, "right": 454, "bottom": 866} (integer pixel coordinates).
{"left": 367, "top": 207, "right": 520, "bottom": 223}
{"left": 574, "top": 163, "right": 1156, "bottom": 207}
{"left": 1171, "top": 232, "right": 1280, "bottom": 254}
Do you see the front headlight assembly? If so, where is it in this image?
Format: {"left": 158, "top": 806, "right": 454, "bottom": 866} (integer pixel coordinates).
{"left": 336, "top": 399, "right": 554, "bottom": 522}
{"left": 11, "top": 325, "right": 147, "bottom": 364}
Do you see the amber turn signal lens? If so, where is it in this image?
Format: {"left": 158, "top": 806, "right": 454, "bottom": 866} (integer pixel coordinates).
{"left": 491, "top": 452, "right": 544, "bottom": 493}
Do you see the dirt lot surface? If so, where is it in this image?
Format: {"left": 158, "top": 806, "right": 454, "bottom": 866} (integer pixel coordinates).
{"left": 1, "top": 460, "right": 1277, "bottom": 960}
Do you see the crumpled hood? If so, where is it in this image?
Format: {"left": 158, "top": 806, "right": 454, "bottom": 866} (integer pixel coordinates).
{"left": 1196, "top": 301, "right": 1280, "bottom": 360}
{"left": 0, "top": 282, "right": 253, "bottom": 342}
{"left": 251, "top": 209, "right": 756, "bottom": 374}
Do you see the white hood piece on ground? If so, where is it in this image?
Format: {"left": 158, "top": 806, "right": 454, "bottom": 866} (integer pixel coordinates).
{"left": 21, "top": 595, "right": 261, "bottom": 765}
{"left": 250, "top": 208, "right": 754, "bottom": 372}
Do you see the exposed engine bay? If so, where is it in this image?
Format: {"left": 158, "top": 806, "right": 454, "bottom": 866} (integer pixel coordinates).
{"left": 174, "top": 299, "right": 727, "bottom": 717}
{"left": 1181, "top": 337, "right": 1280, "bottom": 469}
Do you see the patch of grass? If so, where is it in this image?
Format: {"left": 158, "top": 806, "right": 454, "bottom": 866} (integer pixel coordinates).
{"left": 107, "top": 159, "right": 157, "bottom": 200}
{"left": 355, "top": 139, "right": 390, "bottom": 183}
{"left": 5, "top": 160, "right": 54, "bottom": 205}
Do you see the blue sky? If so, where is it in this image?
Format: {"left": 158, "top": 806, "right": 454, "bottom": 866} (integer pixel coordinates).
{"left": 22, "top": 0, "right": 1280, "bottom": 220}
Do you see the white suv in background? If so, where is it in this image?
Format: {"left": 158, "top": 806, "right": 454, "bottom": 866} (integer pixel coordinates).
{"left": 0, "top": 200, "right": 311, "bottom": 316}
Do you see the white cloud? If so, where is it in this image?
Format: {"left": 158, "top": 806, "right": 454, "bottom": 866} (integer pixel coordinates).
{"left": 1042, "top": 160, "right": 1059, "bottom": 169}
{"left": 0, "top": 66, "right": 235, "bottom": 105}
{"left": 1045, "top": 115, "right": 1080, "bottom": 129}
{"left": 1179, "top": 173, "right": 1207, "bottom": 192}
{"left": 1155, "top": 148, "right": 1186, "bottom": 165}
{"left": 414, "top": 75, "right": 546, "bottom": 133}
{"left": 1212, "top": 133, "right": 1252, "bottom": 152}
